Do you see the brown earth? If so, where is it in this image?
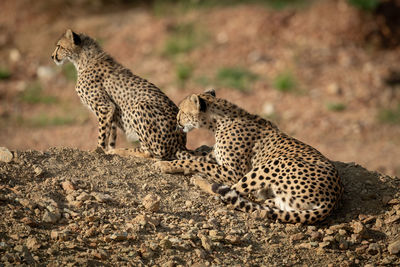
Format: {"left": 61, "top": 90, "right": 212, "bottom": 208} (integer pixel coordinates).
{"left": 0, "top": 147, "right": 400, "bottom": 266}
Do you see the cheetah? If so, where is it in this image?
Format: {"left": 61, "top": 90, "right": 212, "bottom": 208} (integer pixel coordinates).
{"left": 51, "top": 29, "right": 187, "bottom": 159}
{"left": 156, "top": 90, "right": 344, "bottom": 223}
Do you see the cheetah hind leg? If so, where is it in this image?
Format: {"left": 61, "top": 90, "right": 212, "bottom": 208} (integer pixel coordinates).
{"left": 107, "top": 148, "right": 154, "bottom": 159}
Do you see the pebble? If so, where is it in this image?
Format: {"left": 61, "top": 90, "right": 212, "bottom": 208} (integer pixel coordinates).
{"left": 225, "top": 234, "right": 241, "bottom": 244}
{"left": 61, "top": 181, "right": 75, "bottom": 192}
{"left": 160, "top": 239, "right": 172, "bottom": 250}
{"left": 91, "top": 192, "right": 112, "bottom": 202}
{"left": 0, "top": 147, "right": 13, "bottom": 162}
{"left": 351, "top": 221, "right": 366, "bottom": 235}
{"left": 208, "top": 230, "right": 224, "bottom": 241}
{"left": 42, "top": 210, "right": 60, "bottom": 224}
{"left": 110, "top": 232, "right": 128, "bottom": 241}
{"left": 142, "top": 193, "right": 161, "bottom": 212}
{"left": 198, "top": 234, "right": 212, "bottom": 251}
{"left": 388, "top": 239, "right": 400, "bottom": 255}
{"left": 367, "top": 243, "right": 380, "bottom": 255}
{"left": 76, "top": 192, "right": 91, "bottom": 202}
{"left": 195, "top": 248, "right": 207, "bottom": 259}
{"left": 291, "top": 232, "right": 306, "bottom": 241}
{"left": 310, "top": 231, "right": 323, "bottom": 241}
{"left": 26, "top": 237, "right": 40, "bottom": 251}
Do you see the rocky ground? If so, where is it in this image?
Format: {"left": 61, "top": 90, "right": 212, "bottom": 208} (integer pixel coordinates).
{"left": 0, "top": 147, "right": 399, "bottom": 266}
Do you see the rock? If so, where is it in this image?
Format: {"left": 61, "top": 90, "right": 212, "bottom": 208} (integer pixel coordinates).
{"left": 291, "top": 233, "right": 306, "bottom": 241}
{"left": 19, "top": 199, "right": 36, "bottom": 210}
{"left": 382, "top": 195, "right": 393, "bottom": 205}
{"left": 209, "top": 230, "right": 224, "bottom": 241}
{"left": 388, "top": 239, "right": 400, "bottom": 255}
{"left": 262, "top": 102, "right": 275, "bottom": 117}
{"left": 26, "top": 237, "right": 40, "bottom": 251}
{"left": 0, "top": 147, "right": 13, "bottom": 162}
{"left": 296, "top": 243, "right": 312, "bottom": 249}
{"left": 91, "top": 192, "right": 112, "bottom": 202}
{"left": 93, "top": 250, "right": 107, "bottom": 260}
{"left": 194, "top": 248, "right": 207, "bottom": 259}
{"left": 367, "top": 243, "right": 380, "bottom": 255}
{"left": 225, "top": 234, "right": 241, "bottom": 244}
{"left": 310, "top": 231, "right": 323, "bottom": 241}
{"left": 33, "top": 166, "right": 43, "bottom": 176}
{"left": 21, "top": 217, "right": 38, "bottom": 227}
{"left": 61, "top": 181, "right": 75, "bottom": 192}
{"left": 198, "top": 234, "right": 212, "bottom": 251}
{"left": 42, "top": 210, "right": 60, "bottom": 224}
{"left": 385, "top": 215, "right": 400, "bottom": 224}
{"left": 338, "top": 239, "right": 349, "bottom": 250}
{"left": 351, "top": 221, "right": 366, "bottom": 235}
{"left": 160, "top": 239, "right": 172, "bottom": 250}
{"left": 37, "top": 66, "right": 56, "bottom": 81}
{"left": 76, "top": 192, "right": 91, "bottom": 202}
{"left": 110, "top": 232, "right": 128, "bottom": 241}
{"left": 142, "top": 193, "right": 161, "bottom": 212}
{"left": 50, "top": 230, "right": 70, "bottom": 241}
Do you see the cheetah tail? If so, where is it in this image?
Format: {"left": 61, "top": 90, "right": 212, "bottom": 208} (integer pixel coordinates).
{"left": 211, "top": 184, "right": 329, "bottom": 224}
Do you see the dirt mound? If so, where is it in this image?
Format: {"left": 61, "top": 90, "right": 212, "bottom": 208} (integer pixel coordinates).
{"left": 0, "top": 147, "right": 399, "bottom": 266}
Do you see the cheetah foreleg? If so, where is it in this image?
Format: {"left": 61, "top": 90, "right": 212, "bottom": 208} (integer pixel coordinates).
{"left": 154, "top": 160, "right": 239, "bottom": 184}
{"left": 96, "top": 104, "right": 115, "bottom": 151}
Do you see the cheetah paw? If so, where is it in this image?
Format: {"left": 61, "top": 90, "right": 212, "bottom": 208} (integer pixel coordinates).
{"left": 153, "top": 161, "right": 184, "bottom": 174}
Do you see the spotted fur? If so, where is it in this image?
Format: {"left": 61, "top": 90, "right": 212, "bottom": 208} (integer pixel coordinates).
{"left": 52, "top": 29, "right": 187, "bottom": 159}
{"left": 156, "top": 90, "right": 344, "bottom": 223}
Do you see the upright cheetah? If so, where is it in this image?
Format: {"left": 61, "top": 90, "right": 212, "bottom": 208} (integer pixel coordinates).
{"left": 51, "top": 29, "right": 186, "bottom": 159}
{"left": 156, "top": 90, "right": 344, "bottom": 223}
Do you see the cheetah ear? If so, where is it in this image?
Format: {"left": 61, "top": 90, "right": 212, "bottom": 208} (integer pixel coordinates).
{"left": 65, "top": 29, "right": 81, "bottom": 46}
{"left": 204, "top": 88, "right": 216, "bottom": 97}
{"left": 190, "top": 94, "right": 207, "bottom": 112}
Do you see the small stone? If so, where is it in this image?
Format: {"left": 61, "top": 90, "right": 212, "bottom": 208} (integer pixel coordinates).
{"left": 209, "top": 230, "right": 224, "bottom": 241}
{"left": 375, "top": 218, "right": 383, "bottom": 228}
{"left": 19, "top": 199, "right": 36, "bottom": 209}
{"left": 385, "top": 215, "right": 400, "bottom": 224}
{"left": 310, "top": 231, "right": 323, "bottom": 241}
{"left": 76, "top": 192, "right": 91, "bottom": 201}
{"left": 110, "top": 232, "right": 128, "bottom": 241}
{"left": 319, "top": 241, "right": 331, "bottom": 249}
{"left": 367, "top": 243, "right": 380, "bottom": 255}
{"left": 388, "top": 239, "right": 400, "bottom": 255}
{"left": 91, "top": 192, "right": 112, "bottom": 202}
{"left": 225, "top": 234, "right": 241, "bottom": 244}
{"left": 291, "top": 233, "right": 305, "bottom": 241}
{"left": 195, "top": 248, "right": 207, "bottom": 259}
{"left": 26, "top": 237, "right": 40, "bottom": 251}
{"left": 61, "top": 181, "right": 75, "bottom": 192}
{"left": 198, "top": 234, "right": 212, "bottom": 251}
{"left": 338, "top": 229, "right": 347, "bottom": 236}
{"left": 93, "top": 250, "right": 107, "bottom": 260}
{"left": 42, "top": 210, "right": 60, "bottom": 224}
{"left": 160, "top": 239, "right": 172, "bottom": 250}
{"left": 0, "top": 147, "right": 13, "bottom": 162}
{"left": 142, "top": 193, "right": 161, "bottom": 212}
{"left": 325, "top": 229, "right": 334, "bottom": 235}
{"left": 351, "top": 221, "right": 366, "bottom": 235}
{"left": 33, "top": 166, "right": 43, "bottom": 176}
{"left": 37, "top": 66, "right": 55, "bottom": 81}
{"left": 21, "top": 217, "right": 37, "bottom": 227}
{"left": 296, "top": 243, "right": 312, "bottom": 249}
{"left": 339, "top": 239, "right": 349, "bottom": 250}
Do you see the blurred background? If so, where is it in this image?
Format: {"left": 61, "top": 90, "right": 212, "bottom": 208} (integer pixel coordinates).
{"left": 0, "top": 0, "right": 399, "bottom": 176}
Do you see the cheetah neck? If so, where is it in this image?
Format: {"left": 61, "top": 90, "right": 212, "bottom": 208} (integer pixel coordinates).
{"left": 70, "top": 36, "right": 109, "bottom": 73}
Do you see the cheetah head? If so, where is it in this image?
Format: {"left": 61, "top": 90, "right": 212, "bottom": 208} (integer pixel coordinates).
{"left": 51, "top": 29, "right": 82, "bottom": 66}
{"left": 177, "top": 89, "right": 215, "bottom": 133}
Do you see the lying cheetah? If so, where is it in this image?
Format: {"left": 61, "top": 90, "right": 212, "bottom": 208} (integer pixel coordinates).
{"left": 156, "top": 90, "right": 344, "bottom": 223}
{"left": 51, "top": 29, "right": 186, "bottom": 159}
